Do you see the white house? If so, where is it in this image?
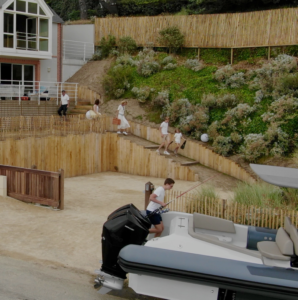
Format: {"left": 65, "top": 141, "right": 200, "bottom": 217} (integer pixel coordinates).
{"left": 0, "top": 0, "right": 64, "bottom": 93}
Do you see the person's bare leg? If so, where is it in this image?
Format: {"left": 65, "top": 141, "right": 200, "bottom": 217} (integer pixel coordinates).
{"left": 149, "top": 222, "right": 164, "bottom": 238}
{"left": 164, "top": 140, "right": 170, "bottom": 151}
{"left": 158, "top": 142, "right": 165, "bottom": 151}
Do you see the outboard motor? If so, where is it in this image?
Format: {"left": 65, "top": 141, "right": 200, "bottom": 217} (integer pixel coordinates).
{"left": 95, "top": 204, "right": 151, "bottom": 294}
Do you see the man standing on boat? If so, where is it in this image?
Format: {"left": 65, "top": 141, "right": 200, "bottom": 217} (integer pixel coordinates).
{"left": 146, "top": 178, "right": 175, "bottom": 237}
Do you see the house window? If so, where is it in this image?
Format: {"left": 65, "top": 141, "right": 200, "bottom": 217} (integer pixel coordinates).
{"left": 28, "top": 2, "right": 37, "bottom": 14}
{"left": 39, "top": 18, "right": 48, "bottom": 51}
{"left": 39, "top": 7, "right": 46, "bottom": 15}
{"left": 7, "top": 2, "right": 14, "bottom": 10}
{"left": 16, "top": 0, "right": 26, "bottom": 12}
{"left": 4, "top": 13, "right": 14, "bottom": 48}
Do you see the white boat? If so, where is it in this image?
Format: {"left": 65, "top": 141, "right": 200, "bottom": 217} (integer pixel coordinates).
{"left": 95, "top": 164, "right": 298, "bottom": 300}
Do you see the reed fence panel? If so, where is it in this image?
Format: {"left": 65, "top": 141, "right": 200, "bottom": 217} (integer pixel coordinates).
{"left": 0, "top": 164, "right": 64, "bottom": 209}
{"left": 94, "top": 8, "right": 298, "bottom": 48}
{"left": 0, "top": 132, "right": 198, "bottom": 181}
{"left": 165, "top": 191, "right": 298, "bottom": 229}
{"left": 0, "top": 115, "right": 255, "bottom": 183}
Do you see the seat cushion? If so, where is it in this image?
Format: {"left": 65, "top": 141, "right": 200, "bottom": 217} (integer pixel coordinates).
{"left": 284, "top": 216, "right": 292, "bottom": 234}
{"left": 257, "top": 241, "right": 291, "bottom": 261}
{"left": 276, "top": 227, "right": 294, "bottom": 256}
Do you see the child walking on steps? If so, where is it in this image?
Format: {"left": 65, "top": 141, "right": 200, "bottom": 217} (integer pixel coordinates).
{"left": 173, "top": 128, "right": 185, "bottom": 156}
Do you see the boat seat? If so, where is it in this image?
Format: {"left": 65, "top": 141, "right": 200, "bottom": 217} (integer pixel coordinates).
{"left": 284, "top": 216, "right": 292, "bottom": 234}
{"left": 289, "top": 224, "right": 298, "bottom": 255}
{"left": 257, "top": 227, "right": 293, "bottom": 261}
{"left": 193, "top": 212, "right": 236, "bottom": 233}
{"left": 188, "top": 215, "right": 261, "bottom": 259}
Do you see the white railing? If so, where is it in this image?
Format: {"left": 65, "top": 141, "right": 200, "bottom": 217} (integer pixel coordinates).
{"left": 63, "top": 39, "right": 94, "bottom": 62}
{"left": 0, "top": 81, "right": 79, "bottom": 105}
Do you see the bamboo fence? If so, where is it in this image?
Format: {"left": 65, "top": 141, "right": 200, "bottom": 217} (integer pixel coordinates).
{"left": 0, "top": 131, "right": 198, "bottom": 180}
{"left": 0, "top": 115, "right": 255, "bottom": 183}
{"left": 77, "top": 85, "right": 102, "bottom": 104}
{"left": 165, "top": 191, "right": 298, "bottom": 229}
{"left": 95, "top": 8, "right": 298, "bottom": 48}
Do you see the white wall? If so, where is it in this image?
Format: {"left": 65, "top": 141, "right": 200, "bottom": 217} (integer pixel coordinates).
{"left": 40, "top": 23, "right": 58, "bottom": 82}
{"left": 63, "top": 24, "right": 94, "bottom": 43}
{"left": 62, "top": 24, "right": 94, "bottom": 82}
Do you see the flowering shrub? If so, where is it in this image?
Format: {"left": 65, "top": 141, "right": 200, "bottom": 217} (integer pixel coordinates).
{"left": 262, "top": 95, "right": 298, "bottom": 122}
{"left": 116, "top": 55, "right": 137, "bottom": 67}
{"left": 163, "top": 63, "right": 177, "bottom": 70}
{"left": 250, "top": 54, "right": 297, "bottom": 98}
{"left": 212, "top": 136, "right": 233, "bottom": 156}
{"left": 184, "top": 59, "right": 204, "bottom": 72}
{"left": 214, "top": 65, "right": 236, "bottom": 83}
{"left": 207, "top": 121, "right": 220, "bottom": 142}
{"left": 131, "top": 86, "right": 151, "bottom": 103}
{"left": 202, "top": 93, "right": 238, "bottom": 108}
{"left": 225, "top": 72, "right": 245, "bottom": 88}
{"left": 152, "top": 90, "right": 169, "bottom": 107}
{"left": 254, "top": 90, "right": 263, "bottom": 103}
{"left": 166, "top": 98, "right": 192, "bottom": 123}
{"left": 162, "top": 56, "right": 176, "bottom": 65}
{"left": 136, "top": 48, "right": 160, "bottom": 77}
{"left": 114, "top": 89, "right": 125, "bottom": 98}
{"left": 240, "top": 134, "right": 268, "bottom": 162}
{"left": 264, "top": 124, "right": 289, "bottom": 156}
{"left": 222, "top": 104, "right": 256, "bottom": 125}
{"left": 230, "top": 132, "right": 243, "bottom": 144}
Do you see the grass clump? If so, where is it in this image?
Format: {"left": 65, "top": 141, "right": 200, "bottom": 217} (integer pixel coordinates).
{"left": 233, "top": 182, "right": 285, "bottom": 208}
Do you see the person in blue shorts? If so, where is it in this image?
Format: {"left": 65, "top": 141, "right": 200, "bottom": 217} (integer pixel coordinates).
{"left": 146, "top": 178, "right": 175, "bottom": 237}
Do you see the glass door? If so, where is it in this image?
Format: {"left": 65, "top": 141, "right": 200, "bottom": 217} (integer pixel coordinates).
{"left": 26, "top": 18, "right": 37, "bottom": 50}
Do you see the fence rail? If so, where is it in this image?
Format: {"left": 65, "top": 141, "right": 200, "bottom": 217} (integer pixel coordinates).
{"left": 0, "top": 164, "right": 64, "bottom": 209}
{"left": 63, "top": 39, "right": 94, "bottom": 62}
{"left": 0, "top": 81, "right": 78, "bottom": 105}
{"left": 165, "top": 191, "right": 298, "bottom": 229}
{"left": 95, "top": 8, "right": 298, "bottom": 49}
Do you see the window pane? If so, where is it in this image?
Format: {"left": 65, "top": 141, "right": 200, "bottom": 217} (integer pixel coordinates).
{"left": 39, "top": 7, "right": 45, "bottom": 15}
{"left": 4, "top": 35, "right": 14, "bottom": 48}
{"left": 39, "top": 19, "right": 48, "bottom": 37}
{"left": 39, "top": 38, "right": 48, "bottom": 51}
{"left": 13, "top": 64, "right": 22, "bottom": 82}
{"left": 1, "top": 64, "right": 12, "bottom": 84}
{"left": 7, "top": 2, "right": 14, "bottom": 10}
{"left": 16, "top": 0, "right": 26, "bottom": 12}
{"left": 4, "top": 13, "right": 14, "bottom": 33}
{"left": 28, "top": 2, "right": 37, "bottom": 14}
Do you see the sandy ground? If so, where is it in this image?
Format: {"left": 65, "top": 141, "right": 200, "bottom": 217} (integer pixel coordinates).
{"left": 0, "top": 172, "right": 202, "bottom": 275}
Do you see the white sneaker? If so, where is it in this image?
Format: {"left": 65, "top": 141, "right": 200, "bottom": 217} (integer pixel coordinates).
{"left": 156, "top": 149, "right": 160, "bottom": 153}
{"left": 164, "top": 151, "right": 170, "bottom": 155}
{"left": 117, "top": 131, "right": 122, "bottom": 134}
{"left": 123, "top": 132, "right": 128, "bottom": 135}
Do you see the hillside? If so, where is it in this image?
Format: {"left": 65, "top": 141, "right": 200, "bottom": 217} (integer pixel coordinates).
{"left": 68, "top": 52, "right": 298, "bottom": 174}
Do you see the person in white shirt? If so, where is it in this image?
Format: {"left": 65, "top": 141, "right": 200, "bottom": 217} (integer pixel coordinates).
{"left": 58, "top": 90, "right": 70, "bottom": 118}
{"left": 86, "top": 98, "right": 101, "bottom": 120}
{"left": 156, "top": 117, "right": 170, "bottom": 155}
{"left": 173, "top": 128, "right": 185, "bottom": 156}
{"left": 146, "top": 178, "right": 175, "bottom": 237}
{"left": 116, "top": 100, "right": 130, "bottom": 135}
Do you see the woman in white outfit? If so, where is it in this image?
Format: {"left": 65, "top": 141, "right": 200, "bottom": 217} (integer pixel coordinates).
{"left": 116, "top": 100, "right": 130, "bottom": 135}
{"left": 173, "top": 128, "right": 185, "bottom": 156}
{"left": 86, "top": 99, "right": 101, "bottom": 119}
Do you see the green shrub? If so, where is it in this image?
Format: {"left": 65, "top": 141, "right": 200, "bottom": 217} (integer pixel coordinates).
{"left": 103, "top": 65, "right": 133, "bottom": 98}
{"left": 194, "top": 185, "right": 219, "bottom": 201}
{"left": 212, "top": 136, "right": 233, "bottom": 156}
{"left": 131, "top": 86, "right": 152, "bottom": 102}
{"left": 99, "top": 35, "right": 116, "bottom": 58}
{"left": 118, "top": 36, "right": 137, "bottom": 54}
{"left": 158, "top": 26, "right": 184, "bottom": 53}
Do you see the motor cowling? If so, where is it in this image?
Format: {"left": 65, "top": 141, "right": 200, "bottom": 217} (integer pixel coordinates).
{"left": 101, "top": 204, "right": 150, "bottom": 279}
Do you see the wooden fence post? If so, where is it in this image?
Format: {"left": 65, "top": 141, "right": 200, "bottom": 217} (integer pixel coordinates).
{"left": 145, "top": 181, "right": 154, "bottom": 210}
{"left": 222, "top": 199, "right": 227, "bottom": 219}
{"left": 58, "top": 168, "right": 64, "bottom": 210}
{"left": 230, "top": 48, "right": 234, "bottom": 65}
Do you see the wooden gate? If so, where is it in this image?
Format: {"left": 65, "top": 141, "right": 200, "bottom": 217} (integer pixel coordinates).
{"left": 0, "top": 165, "right": 64, "bottom": 209}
